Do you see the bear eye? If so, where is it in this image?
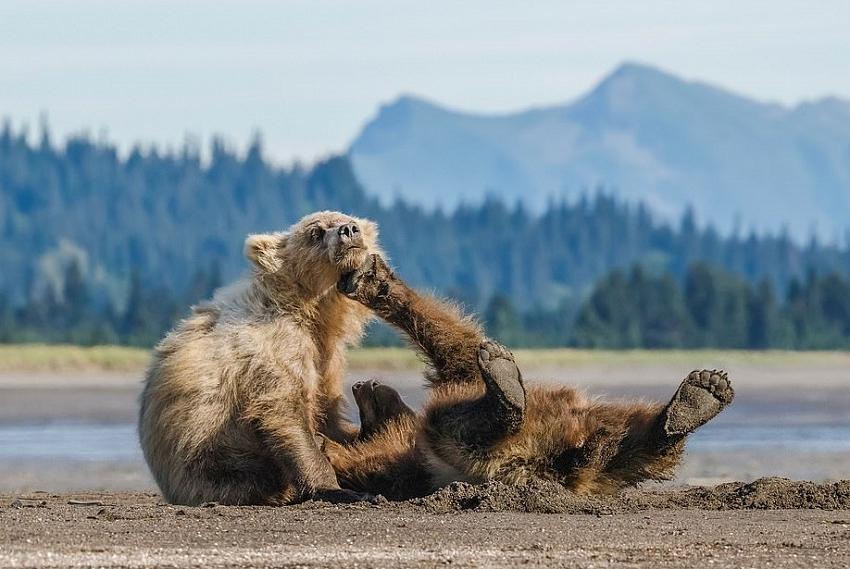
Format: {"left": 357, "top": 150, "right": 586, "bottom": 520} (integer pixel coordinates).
{"left": 309, "top": 226, "right": 326, "bottom": 243}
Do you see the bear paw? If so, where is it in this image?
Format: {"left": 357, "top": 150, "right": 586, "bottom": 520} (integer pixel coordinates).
{"left": 338, "top": 254, "right": 393, "bottom": 305}
{"left": 663, "top": 369, "right": 734, "bottom": 437}
{"left": 478, "top": 340, "right": 525, "bottom": 416}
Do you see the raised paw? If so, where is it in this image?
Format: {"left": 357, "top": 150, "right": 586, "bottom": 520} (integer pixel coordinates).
{"left": 662, "top": 369, "right": 734, "bottom": 437}
{"left": 353, "top": 379, "right": 414, "bottom": 441}
{"left": 477, "top": 340, "right": 525, "bottom": 417}
{"left": 337, "top": 254, "right": 393, "bottom": 305}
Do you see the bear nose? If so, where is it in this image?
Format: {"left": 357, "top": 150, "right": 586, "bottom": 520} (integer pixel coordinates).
{"left": 338, "top": 223, "right": 360, "bottom": 240}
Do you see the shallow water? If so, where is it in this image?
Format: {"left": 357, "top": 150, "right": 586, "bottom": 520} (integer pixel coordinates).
{"left": 1, "top": 420, "right": 849, "bottom": 462}
{"left": 689, "top": 423, "right": 850, "bottom": 452}
{"left": 0, "top": 423, "right": 141, "bottom": 460}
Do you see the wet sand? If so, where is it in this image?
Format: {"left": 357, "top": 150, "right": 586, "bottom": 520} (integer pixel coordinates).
{"left": 2, "top": 480, "right": 849, "bottom": 568}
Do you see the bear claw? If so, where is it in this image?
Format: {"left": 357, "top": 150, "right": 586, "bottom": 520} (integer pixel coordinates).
{"left": 337, "top": 254, "right": 393, "bottom": 306}
{"left": 663, "top": 369, "right": 734, "bottom": 437}
{"left": 338, "top": 254, "right": 376, "bottom": 295}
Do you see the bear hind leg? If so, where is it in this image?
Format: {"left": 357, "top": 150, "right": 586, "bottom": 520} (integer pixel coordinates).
{"left": 588, "top": 369, "right": 734, "bottom": 490}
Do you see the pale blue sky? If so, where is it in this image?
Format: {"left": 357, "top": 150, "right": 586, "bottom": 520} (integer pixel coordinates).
{"left": 2, "top": 0, "right": 849, "bottom": 162}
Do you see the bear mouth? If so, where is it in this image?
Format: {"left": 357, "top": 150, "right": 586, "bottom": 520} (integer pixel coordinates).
{"left": 335, "top": 246, "right": 367, "bottom": 267}
{"left": 335, "top": 245, "right": 363, "bottom": 258}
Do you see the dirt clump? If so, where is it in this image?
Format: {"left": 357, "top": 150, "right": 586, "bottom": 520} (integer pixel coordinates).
{"left": 715, "top": 477, "right": 850, "bottom": 509}
{"left": 408, "top": 479, "right": 612, "bottom": 514}
{"left": 312, "top": 477, "right": 850, "bottom": 514}
{"left": 616, "top": 477, "right": 850, "bottom": 511}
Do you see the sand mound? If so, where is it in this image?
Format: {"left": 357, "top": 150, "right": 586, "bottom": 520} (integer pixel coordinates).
{"left": 371, "top": 477, "right": 850, "bottom": 514}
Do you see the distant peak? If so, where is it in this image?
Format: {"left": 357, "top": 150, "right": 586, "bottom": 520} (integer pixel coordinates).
{"left": 372, "top": 94, "right": 483, "bottom": 127}
{"left": 610, "top": 61, "right": 668, "bottom": 78}
{"left": 382, "top": 94, "right": 439, "bottom": 112}
{"left": 599, "top": 61, "right": 681, "bottom": 89}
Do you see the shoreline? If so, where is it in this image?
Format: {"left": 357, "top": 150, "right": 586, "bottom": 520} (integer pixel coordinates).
{"left": 1, "top": 348, "right": 848, "bottom": 496}
{"left": 3, "top": 343, "right": 850, "bottom": 374}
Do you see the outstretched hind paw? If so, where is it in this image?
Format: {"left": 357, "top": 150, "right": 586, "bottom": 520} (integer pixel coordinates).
{"left": 477, "top": 340, "right": 525, "bottom": 417}
{"left": 662, "top": 369, "right": 734, "bottom": 437}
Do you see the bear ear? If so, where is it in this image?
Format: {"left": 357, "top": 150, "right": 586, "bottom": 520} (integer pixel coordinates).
{"left": 244, "top": 233, "right": 285, "bottom": 272}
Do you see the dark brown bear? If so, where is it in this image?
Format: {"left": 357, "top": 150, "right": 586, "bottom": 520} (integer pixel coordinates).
{"left": 321, "top": 255, "right": 734, "bottom": 500}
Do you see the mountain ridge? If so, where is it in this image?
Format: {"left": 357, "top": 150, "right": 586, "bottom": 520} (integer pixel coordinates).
{"left": 349, "top": 63, "right": 850, "bottom": 240}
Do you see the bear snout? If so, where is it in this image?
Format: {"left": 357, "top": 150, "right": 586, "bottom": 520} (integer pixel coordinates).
{"left": 338, "top": 222, "right": 361, "bottom": 245}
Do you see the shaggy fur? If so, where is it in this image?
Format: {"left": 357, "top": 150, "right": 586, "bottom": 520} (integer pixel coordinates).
{"left": 139, "top": 211, "right": 381, "bottom": 505}
{"left": 324, "top": 255, "right": 734, "bottom": 500}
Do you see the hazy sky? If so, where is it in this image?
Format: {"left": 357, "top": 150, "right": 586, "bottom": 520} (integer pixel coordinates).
{"left": 2, "top": 1, "right": 849, "bottom": 162}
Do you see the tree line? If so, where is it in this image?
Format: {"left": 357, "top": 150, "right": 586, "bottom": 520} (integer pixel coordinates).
{"left": 482, "top": 263, "right": 850, "bottom": 349}
{"left": 0, "top": 259, "right": 221, "bottom": 346}
{"left": 1, "top": 122, "right": 849, "bottom": 348}
{"left": 3, "top": 254, "right": 849, "bottom": 350}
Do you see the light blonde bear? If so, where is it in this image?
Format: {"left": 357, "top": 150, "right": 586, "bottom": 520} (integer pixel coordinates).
{"left": 139, "top": 211, "right": 380, "bottom": 505}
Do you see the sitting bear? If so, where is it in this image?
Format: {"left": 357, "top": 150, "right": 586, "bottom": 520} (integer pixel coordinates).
{"left": 321, "top": 255, "right": 734, "bottom": 500}
{"left": 139, "top": 211, "right": 380, "bottom": 505}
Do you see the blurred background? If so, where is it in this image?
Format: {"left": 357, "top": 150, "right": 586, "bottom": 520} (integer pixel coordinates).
{"left": 0, "top": 1, "right": 848, "bottom": 493}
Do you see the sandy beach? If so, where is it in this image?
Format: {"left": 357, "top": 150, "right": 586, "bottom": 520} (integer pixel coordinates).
{"left": 1, "top": 350, "right": 848, "bottom": 567}
{"left": 2, "top": 480, "right": 850, "bottom": 568}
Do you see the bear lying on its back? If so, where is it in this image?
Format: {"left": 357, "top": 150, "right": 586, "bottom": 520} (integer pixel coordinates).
{"left": 139, "top": 211, "right": 381, "bottom": 505}
{"left": 322, "top": 255, "right": 734, "bottom": 500}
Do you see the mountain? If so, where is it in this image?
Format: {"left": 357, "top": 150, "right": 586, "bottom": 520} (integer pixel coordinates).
{"left": 349, "top": 63, "right": 850, "bottom": 241}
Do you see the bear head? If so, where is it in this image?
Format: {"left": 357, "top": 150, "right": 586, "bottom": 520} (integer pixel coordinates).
{"left": 245, "top": 211, "right": 381, "bottom": 297}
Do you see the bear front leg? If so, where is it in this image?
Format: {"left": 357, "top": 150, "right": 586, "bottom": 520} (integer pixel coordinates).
{"left": 317, "top": 347, "right": 362, "bottom": 445}
{"left": 249, "top": 400, "right": 373, "bottom": 504}
{"left": 352, "top": 379, "right": 415, "bottom": 441}
{"left": 318, "top": 394, "right": 361, "bottom": 445}
{"left": 339, "top": 254, "right": 485, "bottom": 387}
